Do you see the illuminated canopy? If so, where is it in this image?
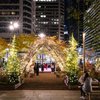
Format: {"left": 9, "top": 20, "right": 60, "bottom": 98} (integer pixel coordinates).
{"left": 21, "top": 36, "right": 67, "bottom": 71}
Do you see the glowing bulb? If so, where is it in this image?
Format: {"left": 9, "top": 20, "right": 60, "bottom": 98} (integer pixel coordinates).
{"left": 38, "top": 33, "right": 46, "bottom": 38}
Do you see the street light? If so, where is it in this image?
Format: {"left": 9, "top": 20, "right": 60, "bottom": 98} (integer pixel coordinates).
{"left": 83, "top": 32, "right": 86, "bottom": 72}
{"left": 13, "top": 22, "right": 19, "bottom": 29}
{"left": 9, "top": 25, "right": 14, "bottom": 31}
{"left": 9, "top": 21, "right": 19, "bottom": 42}
{"left": 38, "top": 33, "right": 46, "bottom": 39}
{"left": 9, "top": 21, "right": 19, "bottom": 31}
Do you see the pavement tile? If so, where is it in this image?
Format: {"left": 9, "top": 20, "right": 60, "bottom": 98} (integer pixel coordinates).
{"left": 0, "top": 90, "right": 81, "bottom": 100}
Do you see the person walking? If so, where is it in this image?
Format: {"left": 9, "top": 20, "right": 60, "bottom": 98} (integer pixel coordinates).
{"left": 34, "top": 63, "right": 37, "bottom": 76}
{"left": 36, "top": 63, "right": 39, "bottom": 76}
{"left": 51, "top": 63, "right": 55, "bottom": 72}
{"left": 79, "top": 59, "right": 83, "bottom": 69}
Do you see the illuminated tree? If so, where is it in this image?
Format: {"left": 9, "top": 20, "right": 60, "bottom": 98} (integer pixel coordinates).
{"left": 6, "top": 35, "right": 21, "bottom": 84}
{"left": 0, "top": 38, "right": 8, "bottom": 51}
{"left": 65, "top": 35, "right": 78, "bottom": 85}
{"left": 65, "top": 35, "right": 78, "bottom": 71}
{"left": 0, "top": 38, "right": 8, "bottom": 58}
{"left": 16, "top": 34, "right": 36, "bottom": 51}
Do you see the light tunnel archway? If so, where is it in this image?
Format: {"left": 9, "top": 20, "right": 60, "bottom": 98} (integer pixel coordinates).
{"left": 22, "top": 37, "right": 67, "bottom": 71}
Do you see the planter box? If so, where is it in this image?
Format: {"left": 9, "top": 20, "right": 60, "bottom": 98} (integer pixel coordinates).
{"left": 0, "top": 79, "right": 24, "bottom": 90}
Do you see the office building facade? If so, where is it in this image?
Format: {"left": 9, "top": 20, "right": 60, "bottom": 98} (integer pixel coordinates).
{"left": 64, "top": 0, "right": 94, "bottom": 46}
{"left": 36, "top": 0, "right": 64, "bottom": 40}
{"left": 0, "top": 0, "right": 35, "bottom": 39}
{"left": 64, "top": 0, "right": 84, "bottom": 45}
{"left": 84, "top": 0, "right": 100, "bottom": 57}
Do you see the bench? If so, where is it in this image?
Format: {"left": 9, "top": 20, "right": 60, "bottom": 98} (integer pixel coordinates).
{"left": 78, "top": 80, "right": 100, "bottom": 100}
{"left": 89, "top": 81, "right": 100, "bottom": 100}
{"left": 78, "top": 80, "right": 100, "bottom": 89}
{"left": 92, "top": 80, "right": 100, "bottom": 90}
{"left": 89, "top": 91, "right": 100, "bottom": 100}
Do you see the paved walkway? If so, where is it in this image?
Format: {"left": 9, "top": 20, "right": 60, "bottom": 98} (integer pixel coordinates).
{"left": 18, "top": 73, "right": 67, "bottom": 90}
{"left": 0, "top": 73, "right": 100, "bottom": 100}
{"left": 0, "top": 90, "right": 100, "bottom": 100}
{"left": 0, "top": 90, "right": 81, "bottom": 100}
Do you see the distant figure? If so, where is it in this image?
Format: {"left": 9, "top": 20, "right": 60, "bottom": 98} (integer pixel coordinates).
{"left": 79, "top": 59, "right": 83, "bottom": 69}
{"left": 43, "top": 63, "right": 48, "bottom": 69}
{"left": 34, "top": 63, "right": 36, "bottom": 75}
{"left": 51, "top": 63, "right": 55, "bottom": 72}
{"left": 64, "top": 74, "right": 69, "bottom": 86}
{"left": 56, "top": 65, "right": 61, "bottom": 72}
{"left": 35, "top": 63, "right": 39, "bottom": 76}
{"left": 48, "top": 64, "right": 51, "bottom": 68}
{"left": 41, "top": 64, "right": 44, "bottom": 72}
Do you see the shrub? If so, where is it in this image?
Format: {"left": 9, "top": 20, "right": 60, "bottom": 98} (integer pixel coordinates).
{"left": 68, "top": 71, "right": 78, "bottom": 85}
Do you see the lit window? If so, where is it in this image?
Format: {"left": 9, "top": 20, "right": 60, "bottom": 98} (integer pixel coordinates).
{"left": 11, "top": 12, "right": 15, "bottom": 15}
{"left": 38, "top": 6, "right": 41, "bottom": 8}
{"left": 40, "top": 15, "right": 46, "bottom": 18}
{"left": 54, "top": 22, "right": 56, "bottom": 24}
{"left": 54, "top": 22, "right": 58, "bottom": 24}
{"left": 56, "top": 19, "right": 59, "bottom": 21}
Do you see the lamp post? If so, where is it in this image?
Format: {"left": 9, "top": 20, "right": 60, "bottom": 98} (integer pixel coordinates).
{"left": 83, "top": 32, "right": 86, "bottom": 72}
{"left": 9, "top": 21, "right": 19, "bottom": 42}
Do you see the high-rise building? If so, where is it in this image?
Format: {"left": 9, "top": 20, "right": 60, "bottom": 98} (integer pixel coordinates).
{"left": 36, "top": 0, "right": 64, "bottom": 40}
{"left": 64, "top": 0, "right": 84, "bottom": 45}
{"left": 64, "top": 0, "right": 94, "bottom": 46}
{"left": 84, "top": 0, "right": 100, "bottom": 57}
{"left": 0, "top": 0, "right": 35, "bottom": 39}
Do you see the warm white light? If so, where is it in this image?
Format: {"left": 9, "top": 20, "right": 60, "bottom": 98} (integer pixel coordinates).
{"left": 9, "top": 25, "right": 14, "bottom": 30}
{"left": 10, "top": 21, "right": 13, "bottom": 24}
{"left": 38, "top": 33, "right": 46, "bottom": 38}
{"left": 13, "top": 22, "right": 19, "bottom": 28}
{"left": 6, "top": 48, "right": 9, "bottom": 51}
{"left": 9, "top": 21, "right": 19, "bottom": 30}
